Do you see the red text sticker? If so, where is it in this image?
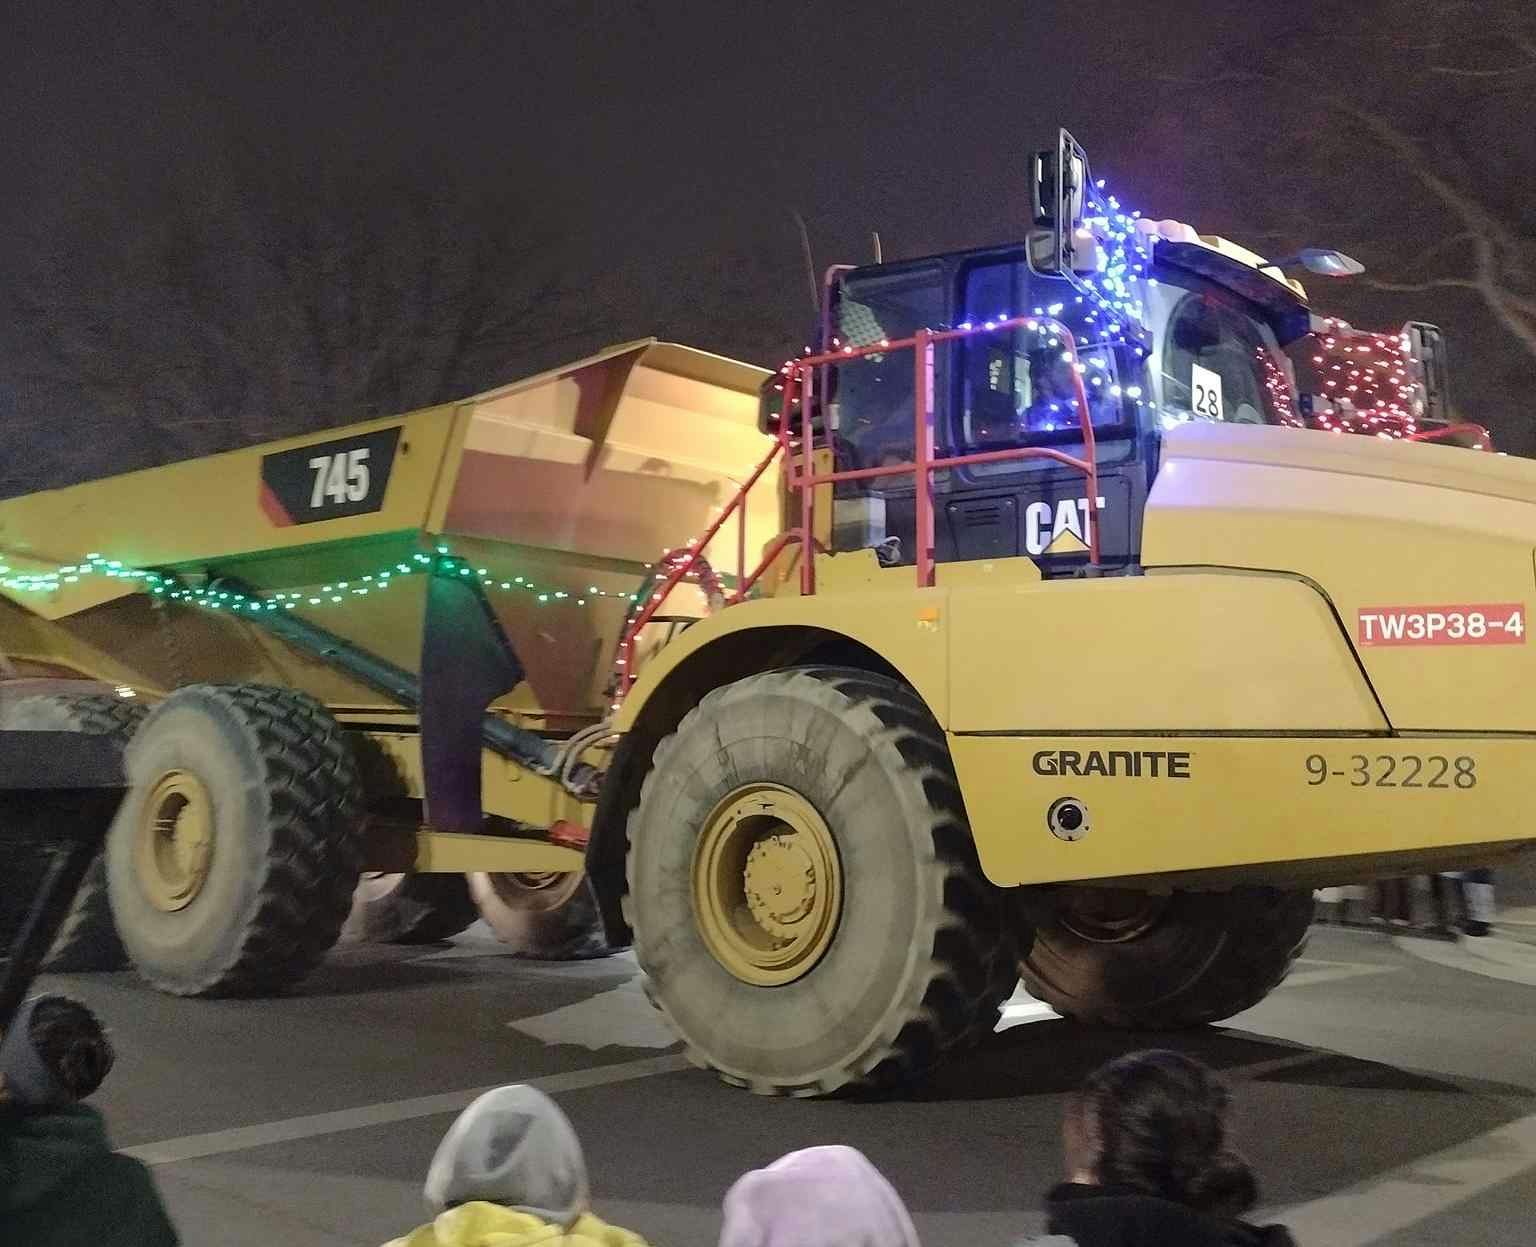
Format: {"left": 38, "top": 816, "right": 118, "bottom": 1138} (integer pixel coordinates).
{"left": 1357, "top": 604, "right": 1525, "bottom": 647}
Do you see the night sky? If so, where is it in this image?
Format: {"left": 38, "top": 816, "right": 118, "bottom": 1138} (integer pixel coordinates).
{"left": 3, "top": 1, "right": 1532, "bottom": 495}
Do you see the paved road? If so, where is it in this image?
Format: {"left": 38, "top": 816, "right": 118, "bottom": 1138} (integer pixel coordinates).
{"left": 39, "top": 921, "right": 1536, "bottom": 1247}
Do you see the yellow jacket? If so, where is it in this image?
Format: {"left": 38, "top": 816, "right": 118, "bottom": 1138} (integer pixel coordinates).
{"left": 385, "top": 1202, "right": 649, "bottom": 1247}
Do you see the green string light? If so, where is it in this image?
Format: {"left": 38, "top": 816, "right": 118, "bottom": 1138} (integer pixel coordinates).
{"left": 0, "top": 553, "right": 165, "bottom": 595}
{"left": 1, "top": 548, "right": 642, "bottom": 613}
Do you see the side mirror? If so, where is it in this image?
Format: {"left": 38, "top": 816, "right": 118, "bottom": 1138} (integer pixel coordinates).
{"left": 758, "top": 374, "right": 789, "bottom": 434}
{"left": 1030, "top": 129, "right": 1091, "bottom": 275}
{"left": 758, "top": 370, "right": 832, "bottom": 436}
{"left": 1404, "top": 321, "right": 1450, "bottom": 424}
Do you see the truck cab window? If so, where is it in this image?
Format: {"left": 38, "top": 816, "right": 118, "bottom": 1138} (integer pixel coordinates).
{"left": 1158, "top": 289, "right": 1283, "bottom": 426}
{"left": 958, "top": 260, "right": 1132, "bottom": 452}
{"left": 834, "top": 264, "right": 945, "bottom": 477}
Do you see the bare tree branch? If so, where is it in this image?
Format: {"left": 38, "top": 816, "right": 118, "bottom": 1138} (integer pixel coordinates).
{"left": 1427, "top": 63, "right": 1536, "bottom": 77}
{"left": 1362, "top": 276, "right": 1481, "bottom": 293}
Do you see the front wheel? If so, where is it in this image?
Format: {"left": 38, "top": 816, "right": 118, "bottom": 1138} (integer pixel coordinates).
{"left": 1019, "top": 885, "right": 1313, "bottom": 1028}
{"left": 624, "top": 667, "right": 1014, "bottom": 1097}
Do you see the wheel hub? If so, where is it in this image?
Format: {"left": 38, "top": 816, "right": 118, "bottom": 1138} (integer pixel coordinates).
{"left": 510, "top": 871, "right": 562, "bottom": 890}
{"left": 1056, "top": 886, "right": 1167, "bottom": 944}
{"left": 135, "top": 770, "right": 214, "bottom": 913}
{"left": 692, "top": 783, "right": 842, "bottom": 986}
{"left": 478, "top": 869, "right": 585, "bottom": 915}
{"left": 743, "top": 835, "right": 819, "bottom": 938}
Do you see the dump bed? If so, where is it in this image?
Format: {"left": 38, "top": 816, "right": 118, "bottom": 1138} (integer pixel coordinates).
{"left": 0, "top": 341, "right": 776, "bottom": 722}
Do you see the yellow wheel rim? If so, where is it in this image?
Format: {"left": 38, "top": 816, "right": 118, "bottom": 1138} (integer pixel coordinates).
{"left": 134, "top": 770, "right": 215, "bottom": 912}
{"left": 691, "top": 783, "right": 842, "bottom": 986}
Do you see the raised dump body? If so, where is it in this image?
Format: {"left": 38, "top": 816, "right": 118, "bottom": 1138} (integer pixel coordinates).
{"left": 0, "top": 339, "right": 774, "bottom": 992}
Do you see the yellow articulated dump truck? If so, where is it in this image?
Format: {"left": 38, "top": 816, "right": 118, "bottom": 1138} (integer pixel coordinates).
{"left": 5, "top": 129, "right": 1534, "bottom": 1096}
{"left": 0, "top": 339, "right": 777, "bottom": 986}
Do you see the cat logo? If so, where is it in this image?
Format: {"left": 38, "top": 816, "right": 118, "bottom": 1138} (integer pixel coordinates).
{"left": 1025, "top": 496, "right": 1107, "bottom": 556}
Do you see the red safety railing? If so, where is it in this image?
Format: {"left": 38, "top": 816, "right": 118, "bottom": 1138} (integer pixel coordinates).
{"left": 1405, "top": 421, "right": 1494, "bottom": 450}
{"left": 617, "top": 316, "right": 1102, "bottom": 694}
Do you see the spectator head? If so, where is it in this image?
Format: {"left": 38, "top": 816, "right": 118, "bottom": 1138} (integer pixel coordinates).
{"left": 423, "top": 1085, "right": 589, "bottom": 1228}
{"left": 719, "top": 1144, "right": 920, "bottom": 1247}
{"left": 1066, "top": 1049, "right": 1258, "bottom": 1218}
{"left": 0, "top": 994, "right": 115, "bottom": 1108}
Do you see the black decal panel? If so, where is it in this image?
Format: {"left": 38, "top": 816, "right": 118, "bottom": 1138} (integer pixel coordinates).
{"left": 260, "top": 427, "right": 402, "bottom": 526}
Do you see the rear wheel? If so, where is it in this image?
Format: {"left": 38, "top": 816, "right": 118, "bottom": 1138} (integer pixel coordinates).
{"left": 106, "top": 684, "right": 362, "bottom": 996}
{"left": 1019, "top": 885, "right": 1313, "bottom": 1028}
{"left": 624, "top": 666, "right": 1013, "bottom": 1096}
{"left": 466, "top": 870, "right": 607, "bottom": 959}
{"left": 0, "top": 692, "right": 147, "bottom": 971}
{"left": 342, "top": 732, "right": 481, "bottom": 945}
{"left": 343, "top": 872, "right": 481, "bottom": 944}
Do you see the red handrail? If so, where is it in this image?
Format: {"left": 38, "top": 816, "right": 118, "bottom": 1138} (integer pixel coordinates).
{"left": 615, "top": 437, "right": 784, "bottom": 694}
{"left": 788, "top": 315, "right": 1101, "bottom": 591}
{"left": 1405, "top": 421, "right": 1493, "bottom": 450}
{"left": 616, "top": 315, "right": 1103, "bottom": 695}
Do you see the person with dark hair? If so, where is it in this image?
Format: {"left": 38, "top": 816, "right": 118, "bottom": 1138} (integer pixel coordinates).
{"left": 0, "top": 994, "right": 178, "bottom": 1246}
{"left": 1028, "top": 1049, "right": 1294, "bottom": 1247}
{"left": 7, "top": 995, "right": 117, "bottom": 1103}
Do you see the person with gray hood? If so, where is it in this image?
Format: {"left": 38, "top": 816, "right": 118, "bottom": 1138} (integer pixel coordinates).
{"left": 383, "top": 1084, "right": 648, "bottom": 1247}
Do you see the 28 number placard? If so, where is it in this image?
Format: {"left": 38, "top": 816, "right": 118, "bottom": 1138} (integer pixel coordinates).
{"left": 1190, "top": 363, "right": 1224, "bottom": 421}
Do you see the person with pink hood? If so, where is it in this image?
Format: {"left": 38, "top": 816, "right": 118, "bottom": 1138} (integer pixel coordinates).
{"left": 718, "top": 1145, "right": 921, "bottom": 1247}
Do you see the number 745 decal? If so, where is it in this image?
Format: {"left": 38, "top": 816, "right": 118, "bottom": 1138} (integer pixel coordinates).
{"left": 309, "top": 449, "right": 371, "bottom": 506}
{"left": 260, "top": 427, "right": 402, "bottom": 527}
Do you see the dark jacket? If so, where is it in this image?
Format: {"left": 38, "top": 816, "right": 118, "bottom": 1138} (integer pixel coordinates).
{"left": 0, "top": 1103, "right": 178, "bottom": 1246}
{"left": 1041, "top": 1182, "right": 1295, "bottom": 1247}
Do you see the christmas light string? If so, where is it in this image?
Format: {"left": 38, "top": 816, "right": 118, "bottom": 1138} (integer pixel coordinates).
{"left": 1297, "top": 319, "right": 1426, "bottom": 439}
{"left": 0, "top": 547, "right": 645, "bottom": 612}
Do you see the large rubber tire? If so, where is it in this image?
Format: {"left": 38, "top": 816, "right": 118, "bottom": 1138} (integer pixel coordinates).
{"left": 105, "top": 684, "right": 363, "bottom": 996}
{"left": 624, "top": 666, "right": 1015, "bottom": 1097}
{"left": 466, "top": 871, "right": 608, "bottom": 959}
{"left": 343, "top": 872, "right": 481, "bottom": 944}
{"left": 1020, "top": 885, "right": 1313, "bottom": 1028}
{"left": 0, "top": 693, "right": 148, "bottom": 972}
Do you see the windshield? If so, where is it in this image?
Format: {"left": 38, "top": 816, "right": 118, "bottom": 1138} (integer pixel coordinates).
{"left": 956, "top": 260, "right": 1135, "bottom": 446}
{"left": 828, "top": 257, "right": 1141, "bottom": 486}
{"left": 1147, "top": 279, "right": 1300, "bottom": 429}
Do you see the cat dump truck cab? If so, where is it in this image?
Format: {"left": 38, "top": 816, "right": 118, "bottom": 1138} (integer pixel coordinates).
{"left": 600, "top": 132, "right": 1535, "bottom": 1095}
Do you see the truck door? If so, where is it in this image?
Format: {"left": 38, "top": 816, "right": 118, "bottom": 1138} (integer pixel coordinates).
{"left": 939, "top": 256, "right": 1147, "bottom": 570}
{"left": 830, "top": 253, "right": 1151, "bottom": 573}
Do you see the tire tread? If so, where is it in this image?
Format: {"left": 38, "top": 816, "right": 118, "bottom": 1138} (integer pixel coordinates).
{"left": 124, "top": 684, "right": 362, "bottom": 996}
{"left": 624, "top": 665, "right": 1014, "bottom": 1096}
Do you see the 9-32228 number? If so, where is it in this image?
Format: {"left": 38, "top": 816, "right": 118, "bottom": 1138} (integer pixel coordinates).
{"left": 1305, "top": 753, "right": 1476, "bottom": 789}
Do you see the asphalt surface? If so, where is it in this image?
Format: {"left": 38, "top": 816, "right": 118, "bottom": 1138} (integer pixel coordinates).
{"left": 37, "top": 911, "right": 1536, "bottom": 1247}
